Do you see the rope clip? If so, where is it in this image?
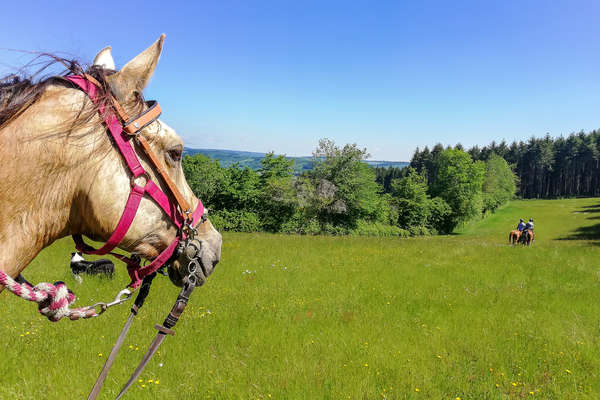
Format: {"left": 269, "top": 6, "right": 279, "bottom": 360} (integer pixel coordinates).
{"left": 91, "top": 288, "right": 132, "bottom": 316}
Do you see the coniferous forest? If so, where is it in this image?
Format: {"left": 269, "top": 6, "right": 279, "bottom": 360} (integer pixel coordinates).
{"left": 406, "top": 130, "right": 600, "bottom": 199}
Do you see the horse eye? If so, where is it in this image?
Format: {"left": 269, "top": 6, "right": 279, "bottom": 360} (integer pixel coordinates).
{"left": 168, "top": 149, "right": 182, "bottom": 162}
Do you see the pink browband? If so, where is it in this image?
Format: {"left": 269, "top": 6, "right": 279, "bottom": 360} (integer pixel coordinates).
{"left": 67, "top": 75, "right": 204, "bottom": 289}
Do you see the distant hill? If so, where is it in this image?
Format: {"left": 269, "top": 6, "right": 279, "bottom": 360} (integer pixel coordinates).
{"left": 363, "top": 160, "right": 410, "bottom": 169}
{"left": 183, "top": 148, "right": 408, "bottom": 174}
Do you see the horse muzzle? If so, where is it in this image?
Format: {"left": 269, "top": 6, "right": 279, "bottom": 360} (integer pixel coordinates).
{"left": 167, "top": 230, "right": 222, "bottom": 287}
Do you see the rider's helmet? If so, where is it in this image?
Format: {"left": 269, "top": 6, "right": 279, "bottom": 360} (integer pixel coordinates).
{"left": 529, "top": 218, "right": 533, "bottom": 222}
{"left": 520, "top": 218, "right": 524, "bottom": 222}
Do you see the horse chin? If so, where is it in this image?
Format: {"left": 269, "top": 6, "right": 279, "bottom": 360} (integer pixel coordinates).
{"left": 167, "top": 265, "right": 185, "bottom": 287}
{"left": 164, "top": 226, "right": 222, "bottom": 287}
{"left": 166, "top": 253, "right": 212, "bottom": 288}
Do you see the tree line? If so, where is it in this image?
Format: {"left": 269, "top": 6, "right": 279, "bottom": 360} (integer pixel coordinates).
{"left": 404, "top": 129, "right": 600, "bottom": 199}
{"left": 184, "top": 138, "right": 517, "bottom": 236}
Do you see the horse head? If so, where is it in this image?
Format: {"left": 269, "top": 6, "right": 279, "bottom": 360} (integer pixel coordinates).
{"left": 0, "top": 36, "right": 220, "bottom": 289}
{"left": 76, "top": 36, "right": 222, "bottom": 286}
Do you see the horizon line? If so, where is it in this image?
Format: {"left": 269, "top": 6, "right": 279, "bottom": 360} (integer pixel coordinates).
{"left": 183, "top": 146, "right": 410, "bottom": 163}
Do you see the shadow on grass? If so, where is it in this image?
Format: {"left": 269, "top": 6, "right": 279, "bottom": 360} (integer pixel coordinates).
{"left": 556, "top": 225, "right": 600, "bottom": 243}
{"left": 576, "top": 204, "right": 600, "bottom": 212}
{"left": 557, "top": 203, "right": 600, "bottom": 245}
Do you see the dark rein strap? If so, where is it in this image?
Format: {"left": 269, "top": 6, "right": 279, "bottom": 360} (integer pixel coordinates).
{"left": 88, "top": 273, "right": 196, "bottom": 400}
{"left": 115, "top": 274, "right": 197, "bottom": 399}
{"left": 87, "top": 273, "right": 156, "bottom": 400}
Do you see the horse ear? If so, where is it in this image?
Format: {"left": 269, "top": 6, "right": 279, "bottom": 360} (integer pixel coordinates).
{"left": 107, "top": 34, "right": 165, "bottom": 102}
{"left": 92, "top": 46, "right": 115, "bottom": 70}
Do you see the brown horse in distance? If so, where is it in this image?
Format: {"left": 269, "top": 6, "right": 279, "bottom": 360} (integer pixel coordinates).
{"left": 509, "top": 230, "right": 521, "bottom": 245}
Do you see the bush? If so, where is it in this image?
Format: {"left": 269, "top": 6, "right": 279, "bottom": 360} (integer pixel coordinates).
{"left": 482, "top": 153, "right": 517, "bottom": 213}
{"left": 322, "top": 223, "right": 349, "bottom": 235}
{"left": 397, "top": 228, "right": 411, "bottom": 238}
{"left": 350, "top": 220, "right": 404, "bottom": 236}
{"left": 395, "top": 198, "right": 431, "bottom": 228}
{"left": 408, "top": 225, "right": 431, "bottom": 236}
{"left": 427, "top": 197, "right": 453, "bottom": 234}
{"left": 280, "top": 214, "right": 321, "bottom": 235}
{"left": 209, "top": 210, "right": 261, "bottom": 232}
{"left": 431, "top": 149, "right": 486, "bottom": 230}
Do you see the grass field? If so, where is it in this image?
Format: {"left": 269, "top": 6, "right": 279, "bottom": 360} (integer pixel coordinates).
{"left": 1, "top": 198, "right": 600, "bottom": 399}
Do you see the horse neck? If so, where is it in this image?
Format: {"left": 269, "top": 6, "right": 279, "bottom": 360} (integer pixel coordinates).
{"left": 0, "top": 86, "right": 102, "bottom": 276}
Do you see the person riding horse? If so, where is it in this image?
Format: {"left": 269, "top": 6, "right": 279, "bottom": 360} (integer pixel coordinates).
{"left": 509, "top": 219, "right": 526, "bottom": 245}
{"left": 520, "top": 218, "right": 534, "bottom": 245}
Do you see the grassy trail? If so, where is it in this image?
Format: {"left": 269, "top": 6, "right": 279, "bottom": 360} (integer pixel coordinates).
{"left": 1, "top": 198, "right": 599, "bottom": 399}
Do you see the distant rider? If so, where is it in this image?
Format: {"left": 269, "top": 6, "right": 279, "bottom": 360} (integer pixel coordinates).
{"left": 525, "top": 218, "right": 534, "bottom": 231}
{"left": 517, "top": 218, "right": 526, "bottom": 231}
{"left": 521, "top": 218, "right": 534, "bottom": 243}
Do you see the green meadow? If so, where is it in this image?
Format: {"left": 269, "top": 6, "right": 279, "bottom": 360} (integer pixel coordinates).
{"left": 1, "top": 198, "right": 599, "bottom": 399}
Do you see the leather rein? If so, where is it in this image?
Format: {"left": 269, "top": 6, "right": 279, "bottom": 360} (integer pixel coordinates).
{"left": 66, "top": 74, "right": 204, "bottom": 290}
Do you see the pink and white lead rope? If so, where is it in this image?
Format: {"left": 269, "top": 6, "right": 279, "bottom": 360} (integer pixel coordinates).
{"left": 0, "top": 271, "right": 97, "bottom": 321}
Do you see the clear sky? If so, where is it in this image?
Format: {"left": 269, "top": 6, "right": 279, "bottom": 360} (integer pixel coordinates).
{"left": 2, "top": 0, "right": 599, "bottom": 161}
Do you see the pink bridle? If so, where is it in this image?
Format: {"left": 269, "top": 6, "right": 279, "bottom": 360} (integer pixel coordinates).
{"left": 66, "top": 74, "right": 204, "bottom": 289}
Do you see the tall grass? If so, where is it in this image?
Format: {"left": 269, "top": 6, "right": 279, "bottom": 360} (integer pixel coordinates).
{"left": 1, "top": 198, "right": 599, "bottom": 399}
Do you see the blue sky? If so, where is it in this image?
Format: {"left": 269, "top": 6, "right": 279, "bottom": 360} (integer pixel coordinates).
{"left": 2, "top": 0, "right": 599, "bottom": 160}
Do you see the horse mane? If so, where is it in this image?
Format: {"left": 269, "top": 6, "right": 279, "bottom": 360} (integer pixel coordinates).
{"left": 0, "top": 53, "right": 144, "bottom": 133}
